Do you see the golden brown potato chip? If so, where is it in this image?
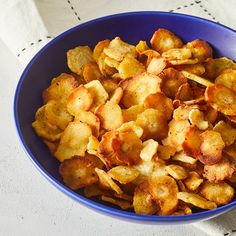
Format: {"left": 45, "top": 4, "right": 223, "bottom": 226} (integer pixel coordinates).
{"left": 133, "top": 182, "right": 158, "bottom": 215}
{"left": 84, "top": 184, "right": 110, "bottom": 197}
{"left": 188, "top": 109, "right": 209, "bottom": 130}
{"left": 174, "top": 64, "right": 205, "bottom": 76}
{"left": 148, "top": 176, "right": 178, "bottom": 215}
{"left": 224, "top": 142, "right": 236, "bottom": 160}
{"left": 109, "top": 87, "right": 123, "bottom": 104}
{"left": 147, "top": 57, "right": 167, "bottom": 75}
{"left": 95, "top": 101, "right": 123, "bottom": 130}
{"left": 97, "top": 52, "right": 118, "bottom": 76}
{"left": 204, "top": 106, "right": 218, "bottom": 124}
{"left": 215, "top": 69, "right": 236, "bottom": 92}
{"left": 203, "top": 157, "right": 235, "bottom": 183}
{"left": 118, "top": 57, "right": 145, "bottom": 79}
{"left": 121, "top": 72, "right": 161, "bottom": 108}
{"left": 100, "top": 78, "right": 119, "bottom": 94}
{"left": 200, "top": 181, "right": 234, "bottom": 205}
{"left": 172, "top": 151, "right": 197, "bottom": 165}
{"left": 150, "top": 28, "right": 183, "bottom": 54}
{"left": 54, "top": 121, "right": 92, "bottom": 162}
{"left": 139, "top": 49, "right": 161, "bottom": 66}
{"left": 144, "top": 92, "right": 174, "bottom": 120}
{"left": 104, "top": 56, "right": 120, "bottom": 69}
{"left": 59, "top": 155, "right": 98, "bottom": 190}
{"left": 140, "top": 139, "right": 159, "bottom": 161}
{"left": 122, "top": 105, "right": 144, "bottom": 122}
{"left": 83, "top": 61, "right": 103, "bottom": 82}
{"left": 166, "top": 164, "right": 188, "bottom": 180}
{"left": 87, "top": 135, "right": 99, "bottom": 154}
{"left": 43, "top": 73, "right": 78, "bottom": 104}
{"left": 136, "top": 108, "right": 168, "bottom": 141}
{"left": 162, "top": 48, "right": 192, "bottom": 60}
{"left": 157, "top": 145, "right": 176, "bottom": 160}
{"left": 135, "top": 40, "right": 149, "bottom": 54}
{"left": 177, "top": 192, "right": 216, "bottom": 210}
{"left": 117, "top": 121, "right": 143, "bottom": 138}
{"left": 67, "top": 46, "right": 95, "bottom": 75}
{"left": 101, "top": 195, "right": 132, "bottom": 210}
{"left": 182, "top": 71, "right": 213, "bottom": 87}
{"left": 108, "top": 166, "right": 140, "bottom": 184}
{"left": 173, "top": 104, "right": 199, "bottom": 121}
{"left": 175, "top": 83, "right": 193, "bottom": 101}
{"left": 93, "top": 39, "right": 110, "bottom": 61}
{"left": 213, "top": 120, "right": 236, "bottom": 146}
{"left": 168, "top": 58, "right": 198, "bottom": 66}
{"left": 184, "top": 171, "right": 203, "bottom": 191}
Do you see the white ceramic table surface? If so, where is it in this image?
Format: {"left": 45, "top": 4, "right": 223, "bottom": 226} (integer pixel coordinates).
{"left": 0, "top": 39, "right": 208, "bottom": 236}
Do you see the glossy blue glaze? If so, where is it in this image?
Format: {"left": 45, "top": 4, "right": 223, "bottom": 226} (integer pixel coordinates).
{"left": 14, "top": 12, "right": 236, "bottom": 224}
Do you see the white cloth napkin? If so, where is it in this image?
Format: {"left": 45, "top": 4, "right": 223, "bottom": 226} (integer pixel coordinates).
{"left": 1, "top": 0, "right": 236, "bottom": 235}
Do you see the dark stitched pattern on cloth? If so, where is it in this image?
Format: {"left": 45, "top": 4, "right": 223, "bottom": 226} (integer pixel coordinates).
{"left": 169, "top": 0, "right": 201, "bottom": 12}
{"left": 224, "top": 229, "right": 236, "bottom": 236}
{"left": 67, "top": 0, "right": 81, "bottom": 21}
{"left": 198, "top": 2, "right": 219, "bottom": 22}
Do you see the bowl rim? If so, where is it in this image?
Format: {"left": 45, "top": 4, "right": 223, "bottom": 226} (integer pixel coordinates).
{"left": 14, "top": 11, "right": 236, "bottom": 223}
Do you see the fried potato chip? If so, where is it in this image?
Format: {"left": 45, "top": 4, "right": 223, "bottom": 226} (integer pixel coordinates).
{"left": 83, "top": 61, "right": 103, "bottom": 82}
{"left": 204, "top": 106, "right": 218, "bottom": 124}
{"left": 100, "top": 78, "right": 119, "bottom": 94}
{"left": 172, "top": 151, "right": 197, "bottom": 165}
{"left": 139, "top": 49, "right": 161, "bottom": 66}
{"left": 147, "top": 57, "right": 167, "bottom": 75}
{"left": 118, "top": 56, "right": 145, "bottom": 79}
{"left": 174, "top": 64, "right": 205, "bottom": 76}
{"left": 157, "top": 145, "right": 176, "bottom": 160}
{"left": 93, "top": 39, "right": 110, "bottom": 61}
{"left": 200, "top": 181, "right": 234, "bottom": 205}
{"left": 177, "top": 192, "right": 216, "bottom": 210}
{"left": 43, "top": 73, "right": 78, "bottom": 104}
{"left": 166, "top": 164, "right": 188, "bottom": 180}
{"left": 188, "top": 109, "right": 209, "bottom": 130}
{"left": 213, "top": 120, "right": 236, "bottom": 146}
{"left": 122, "top": 105, "right": 144, "bottom": 122}
{"left": 184, "top": 171, "right": 203, "bottom": 191}
{"left": 224, "top": 142, "right": 236, "bottom": 160}
{"left": 133, "top": 182, "right": 158, "bottom": 215}
{"left": 117, "top": 121, "right": 143, "bottom": 138}
{"left": 104, "top": 56, "right": 120, "bottom": 69}
{"left": 95, "top": 168, "right": 123, "bottom": 194}
{"left": 199, "top": 130, "right": 225, "bottom": 165}
{"left": 136, "top": 108, "right": 168, "bottom": 141}
{"left": 144, "top": 92, "right": 174, "bottom": 120}
{"left": 84, "top": 184, "right": 110, "bottom": 197}
{"left": 162, "top": 48, "right": 192, "bottom": 60}
{"left": 140, "top": 139, "right": 159, "bottom": 161}
{"left": 215, "top": 69, "right": 236, "bottom": 93}
{"left": 74, "top": 111, "right": 100, "bottom": 138}
{"left": 173, "top": 105, "right": 198, "bottom": 121}
{"left": 135, "top": 40, "right": 149, "bottom": 54}
{"left": 121, "top": 72, "right": 161, "bottom": 108}
{"left": 101, "top": 195, "right": 132, "bottom": 210}
{"left": 87, "top": 135, "right": 99, "bottom": 154}
{"left": 95, "top": 101, "right": 123, "bottom": 130}
{"left": 59, "top": 155, "right": 98, "bottom": 190}
{"left": 55, "top": 121, "right": 92, "bottom": 162}
{"left": 160, "top": 68, "right": 187, "bottom": 99}
{"left": 175, "top": 83, "right": 193, "bottom": 101}
{"left": 148, "top": 176, "right": 178, "bottom": 215}
{"left": 67, "top": 46, "right": 95, "bottom": 75}
{"left": 150, "top": 28, "right": 183, "bottom": 54}
{"left": 84, "top": 80, "right": 109, "bottom": 110}
{"left": 103, "top": 37, "right": 137, "bottom": 62}
{"left": 108, "top": 166, "right": 140, "bottom": 184}
{"left": 182, "top": 71, "right": 213, "bottom": 87}
{"left": 109, "top": 87, "right": 123, "bottom": 104}
{"left": 97, "top": 52, "right": 118, "bottom": 76}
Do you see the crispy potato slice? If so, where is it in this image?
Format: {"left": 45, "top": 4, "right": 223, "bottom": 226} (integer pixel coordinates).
{"left": 213, "top": 120, "right": 236, "bottom": 146}
{"left": 144, "top": 92, "right": 174, "bottom": 120}
{"left": 84, "top": 184, "right": 110, "bottom": 197}
{"left": 139, "top": 49, "right": 161, "bottom": 66}
{"left": 147, "top": 57, "right": 167, "bottom": 75}
{"left": 103, "top": 37, "right": 137, "bottom": 62}
{"left": 215, "top": 69, "right": 236, "bottom": 93}
{"left": 95, "top": 101, "right": 123, "bottom": 130}
{"left": 172, "top": 151, "right": 197, "bottom": 165}
{"left": 136, "top": 108, "right": 168, "bottom": 141}
{"left": 204, "top": 106, "right": 218, "bottom": 124}
{"left": 177, "top": 192, "right": 216, "bottom": 210}
{"left": 174, "top": 64, "right": 205, "bottom": 76}
{"left": 104, "top": 56, "right": 120, "bottom": 69}
{"left": 200, "top": 181, "right": 234, "bottom": 205}
{"left": 118, "top": 57, "right": 145, "bottom": 79}
{"left": 101, "top": 195, "right": 132, "bottom": 210}
{"left": 95, "top": 168, "right": 123, "bottom": 194}
{"left": 173, "top": 105, "right": 199, "bottom": 121}
{"left": 59, "top": 155, "right": 98, "bottom": 190}
{"left": 83, "top": 61, "right": 103, "bottom": 82}
{"left": 84, "top": 80, "right": 109, "bottom": 110}
{"left": 168, "top": 58, "right": 198, "bottom": 66}
{"left": 133, "top": 182, "right": 158, "bottom": 215}
{"left": 122, "top": 105, "right": 144, "bottom": 122}
{"left": 67, "top": 46, "right": 95, "bottom": 75}
{"left": 109, "top": 87, "right": 123, "bottom": 104}
{"left": 175, "top": 83, "right": 193, "bottom": 101}
{"left": 117, "top": 121, "right": 143, "bottom": 138}
{"left": 54, "top": 121, "right": 92, "bottom": 162}
{"left": 157, "top": 145, "right": 176, "bottom": 160}
{"left": 136, "top": 40, "right": 149, "bottom": 54}
{"left": 97, "top": 52, "right": 118, "bottom": 76}
{"left": 93, "top": 39, "right": 110, "bottom": 61}
{"left": 160, "top": 68, "right": 187, "bottom": 99}
{"left": 100, "top": 78, "right": 119, "bottom": 94}
{"left": 87, "top": 135, "right": 99, "bottom": 154}
{"left": 162, "top": 48, "right": 192, "bottom": 60}
{"left": 203, "top": 157, "right": 235, "bottom": 183}
{"left": 182, "top": 71, "right": 213, "bottom": 87}
{"left": 166, "top": 164, "right": 188, "bottom": 180}
{"left": 224, "top": 142, "right": 236, "bottom": 160}
{"left": 121, "top": 72, "right": 162, "bottom": 108}
{"left": 184, "top": 171, "right": 203, "bottom": 191}
{"left": 199, "top": 130, "right": 225, "bottom": 165}
{"left": 43, "top": 73, "right": 78, "bottom": 104}
{"left": 150, "top": 28, "right": 183, "bottom": 54}
{"left": 188, "top": 109, "right": 209, "bottom": 130}
{"left": 108, "top": 166, "right": 140, "bottom": 184}
{"left": 148, "top": 176, "right": 178, "bottom": 215}
{"left": 140, "top": 139, "right": 159, "bottom": 161}
{"left": 74, "top": 111, "right": 100, "bottom": 138}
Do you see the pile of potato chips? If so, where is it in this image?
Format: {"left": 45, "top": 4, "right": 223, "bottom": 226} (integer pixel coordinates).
{"left": 32, "top": 28, "right": 236, "bottom": 216}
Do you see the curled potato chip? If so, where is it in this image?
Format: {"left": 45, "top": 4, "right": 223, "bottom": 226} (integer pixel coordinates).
{"left": 174, "top": 63, "right": 205, "bottom": 76}
{"left": 177, "top": 192, "right": 216, "bottom": 210}
{"left": 136, "top": 40, "right": 149, "bottom": 54}
{"left": 213, "top": 120, "right": 236, "bottom": 146}
{"left": 200, "top": 181, "right": 234, "bottom": 205}
{"left": 150, "top": 28, "right": 183, "bottom": 54}
{"left": 108, "top": 166, "right": 139, "bottom": 184}
{"left": 84, "top": 184, "right": 110, "bottom": 197}
{"left": 109, "top": 87, "right": 123, "bottom": 104}
{"left": 93, "top": 39, "right": 110, "bottom": 61}
{"left": 139, "top": 49, "right": 161, "bottom": 66}
{"left": 184, "top": 171, "right": 203, "bottom": 191}
{"left": 97, "top": 52, "right": 118, "bottom": 76}
{"left": 203, "top": 157, "right": 235, "bottom": 183}
{"left": 121, "top": 72, "right": 161, "bottom": 108}
{"left": 55, "top": 121, "right": 92, "bottom": 162}
{"left": 168, "top": 58, "right": 198, "bottom": 66}
{"left": 215, "top": 69, "right": 236, "bottom": 93}
{"left": 204, "top": 106, "right": 218, "bottom": 124}
{"left": 173, "top": 105, "right": 199, "bottom": 121}
{"left": 199, "top": 130, "right": 225, "bottom": 165}
{"left": 59, "top": 155, "right": 98, "bottom": 190}
{"left": 162, "top": 48, "right": 192, "bottom": 60}
{"left": 175, "top": 83, "right": 193, "bottom": 101}
{"left": 117, "top": 121, "right": 143, "bottom": 138}
{"left": 122, "top": 105, "right": 144, "bottom": 122}
{"left": 67, "top": 46, "right": 95, "bottom": 75}
{"left": 157, "top": 145, "right": 176, "bottom": 160}
{"left": 182, "top": 71, "right": 213, "bottom": 87}
{"left": 133, "top": 182, "right": 158, "bottom": 215}
{"left": 95, "top": 168, "right": 123, "bottom": 194}
{"left": 147, "top": 57, "right": 167, "bottom": 75}
{"left": 148, "top": 176, "right": 178, "bottom": 215}
{"left": 100, "top": 78, "right": 119, "bottom": 94}
{"left": 87, "top": 135, "right": 99, "bottom": 154}
{"left": 104, "top": 56, "right": 120, "bottom": 69}
{"left": 83, "top": 61, "right": 103, "bottom": 82}
{"left": 140, "top": 139, "right": 159, "bottom": 161}
{"left": 101, "top": 195, "right": 132, "bottom": 210}
{"left": 172, "top": 151, "right": 197, "bottom": 165}
{"left": 95, "top": 101, "right": 123, "bottom": 130}
{"left": 188, "top": 109, "right": 209, "bottom": 130}
{"left": 166, "top": 164, "right": 188, "bottom": 180}
{"left": 136, "top": 108, "right": 168, "bottom": 141}
{"left": 144, "top": 92, "right": 174, "bottom": 120}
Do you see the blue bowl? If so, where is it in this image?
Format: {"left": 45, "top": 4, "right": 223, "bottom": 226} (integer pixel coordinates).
{"left": 14, "top": 12, "right": 236, "bottom": 224}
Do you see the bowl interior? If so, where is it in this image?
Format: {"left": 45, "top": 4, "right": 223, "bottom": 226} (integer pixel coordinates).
{"left": 15, "top": 12, "right": 236, "bottom": 222}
